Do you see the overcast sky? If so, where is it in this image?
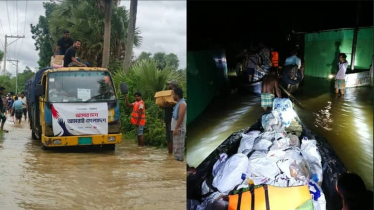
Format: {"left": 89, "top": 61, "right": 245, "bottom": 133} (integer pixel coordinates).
{"left": 0, "top": 1, "right": 186, "bottom": 76}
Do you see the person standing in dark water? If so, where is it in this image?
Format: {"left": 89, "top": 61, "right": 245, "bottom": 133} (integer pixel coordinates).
{"left": 261, "top": 68, "right": 282, "bottom": 111}
{"left": 335, "top": 53, "right": 348, "bottom": 96}
{"left": 165, "top": 80, "right": 178, "bottom": 155}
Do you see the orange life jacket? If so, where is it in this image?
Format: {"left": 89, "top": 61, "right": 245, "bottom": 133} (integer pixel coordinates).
{"left": 271, "top": 52, "right": 279, "bottom": 67}
{"left": 131, "top": 100, "right": 146, "bottom": 126}
{"left": 228, "top": 184, "right": 311, "bottom": 210}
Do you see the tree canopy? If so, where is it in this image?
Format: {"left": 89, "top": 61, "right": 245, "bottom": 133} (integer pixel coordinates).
{"left": 31, "top": 1, "right": 142, "bottom": 68}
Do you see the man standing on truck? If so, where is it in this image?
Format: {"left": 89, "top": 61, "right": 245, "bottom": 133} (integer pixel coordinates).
{"left": 63, "top": 40, "right": 87, "bottom": 67}
{"left": 54, "top": 30, "right": 74, "bottom": 56}
{"left": 164, "top": 80, "right": 178, "bottom": 155}
{"left": 126, "top": 92, "right": 146, "bottom": 147}
{"left": 261, "top": 68, "right": 282, "bottom": 111}
{"left": 171, "top": 88, "right": 186, "bottom": 161}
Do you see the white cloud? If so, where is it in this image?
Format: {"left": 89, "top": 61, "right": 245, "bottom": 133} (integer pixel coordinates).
{"left": 0, "top": 0, "right": 186, "bottom": 77}
{"left": 121, "top": 1, "right": 186, "bottom": 69}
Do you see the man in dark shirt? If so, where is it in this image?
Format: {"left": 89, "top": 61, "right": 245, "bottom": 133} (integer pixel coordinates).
{"left": 0, "top": 87, "right": 8, "bottom": 133}
{"left": 165, "top": 80, "right": 178, "bottom": 154}
{"left": 54, "top": 30, "right": 74, "bottom": 56}
{"left": 63, "top": 40, "right": 86, "bottom": 67}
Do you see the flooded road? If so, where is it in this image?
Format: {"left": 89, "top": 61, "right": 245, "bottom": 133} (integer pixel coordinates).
{"left": 187, "top": 76, "right": 373, "bottom": 190}
{"left": 0, "top": 116, "right": 186, "bottom": 210}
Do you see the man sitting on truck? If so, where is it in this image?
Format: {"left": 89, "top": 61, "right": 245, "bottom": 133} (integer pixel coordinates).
{"left": 63, "top": 40, "right": 87, "bottom": 67}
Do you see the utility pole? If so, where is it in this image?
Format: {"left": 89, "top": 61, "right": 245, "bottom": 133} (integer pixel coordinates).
{"left": 350, "top": 0, "right": 360, "bottom": 71}
{"left": 7, "top": 59, "right": 19, "bottom": 94}
{"left": 3, "top": 35, "right": 25, "bottom": 75}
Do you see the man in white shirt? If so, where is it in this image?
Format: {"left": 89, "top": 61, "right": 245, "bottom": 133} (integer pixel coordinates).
{"left": 20, "top": 92, "right": 27, "bottom": 121}
{"left": 335, "top": 53, "right": 348, "bottom": 96}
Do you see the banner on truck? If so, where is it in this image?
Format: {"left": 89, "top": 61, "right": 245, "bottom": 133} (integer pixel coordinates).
{"left": 51, "top": 103, "right": 108, "bottom": 136}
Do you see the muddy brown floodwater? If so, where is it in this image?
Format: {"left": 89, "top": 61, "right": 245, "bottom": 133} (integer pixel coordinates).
{"left": 0, "top": 115, "right": 186, "bottom": 210}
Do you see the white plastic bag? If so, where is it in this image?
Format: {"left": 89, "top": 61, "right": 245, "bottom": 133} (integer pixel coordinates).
{"left": 212, "top": 153, "right": 228, "bottom": 177}
{"left": 308, "top": 180, "right": 326, "bottom": 210}
{"left": 248, "top": 151, "right": 280, "bottom": 178}
{"left": 212, "top": 153, "right": 249, "bottom": 194}
{"left": 301, "top": 139, "right": 323, "bottom": 185}
{"left": 238, "top": 131, "right": 261, "bottom": 153}
{"left": 276, "top": 150, "right": 309, "bottom": 185}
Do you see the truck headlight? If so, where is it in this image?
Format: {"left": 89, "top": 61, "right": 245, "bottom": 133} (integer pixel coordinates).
{"left": 108, "top": 136, "right": 116, "bottom": 142}
{"left": 53, "top": 139, "right": 62, "bottom": 145}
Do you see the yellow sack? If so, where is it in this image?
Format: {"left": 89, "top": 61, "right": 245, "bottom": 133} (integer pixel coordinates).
{"left": 154, "top": 90, "right": 176, "bottom": 107}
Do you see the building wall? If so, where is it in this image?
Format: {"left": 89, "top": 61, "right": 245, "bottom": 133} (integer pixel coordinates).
{"left": 304, "top": 27, "right": 373, "bottom": 78}
{"left": 187, "top": 50, "right": 228, "bottom": 124}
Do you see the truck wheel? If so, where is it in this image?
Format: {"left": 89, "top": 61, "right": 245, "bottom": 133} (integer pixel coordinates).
{"left": 41, "top": 144, "right": 50, "bottom": 150}
{"left": 31, "top": 131, "right": 38, "bottom": 140}
{"left": 103, "top": 144, "right": 115, "bottom": 151}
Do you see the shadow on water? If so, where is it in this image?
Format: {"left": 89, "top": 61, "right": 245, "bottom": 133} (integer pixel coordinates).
{"left": 187, "top": 76, "right": 373, "bottom": 190}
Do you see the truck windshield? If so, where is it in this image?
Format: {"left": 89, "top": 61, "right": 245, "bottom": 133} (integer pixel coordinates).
{"left": 47, "top": 71, "right": 116, "bottom": 102}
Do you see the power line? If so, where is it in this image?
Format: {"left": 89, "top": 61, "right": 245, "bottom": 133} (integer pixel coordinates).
{"left": 0, "top": 20, "right": 5, "bottom": 50}
{"left": 16, "top": 0, "right": 19, "bottom": 35}
{"left": 5, "top": 0, "right": 12, "bottom": 35}
{"left": 16, "top": 0, "right": 28, "bottom": 59}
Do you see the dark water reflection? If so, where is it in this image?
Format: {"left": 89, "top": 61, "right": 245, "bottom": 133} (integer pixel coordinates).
{"left": 187, "top": 76, "right": 373, "bottom": 190}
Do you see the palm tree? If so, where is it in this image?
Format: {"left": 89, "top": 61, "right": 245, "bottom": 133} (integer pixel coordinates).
{"left": 123, "top": 0, "right": 138, "bottom": 73}
{"left": 113, "top": 59, "right": 182, "bottom": 100}
{"left": 48, "top": 0, "right": 142, "bottom": 67}
{"left": 96, "top": 0, "right": 120, "bottom": 68}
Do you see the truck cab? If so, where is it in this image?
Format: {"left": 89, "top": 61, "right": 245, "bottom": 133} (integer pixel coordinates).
{"left": 29, "top": 67, "right": 126, "bottom": 150}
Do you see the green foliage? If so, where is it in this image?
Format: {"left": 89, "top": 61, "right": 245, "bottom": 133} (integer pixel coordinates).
{"left": 30, "top": 2, "right": 56, "bottom": 68}
{"left": 0, "top": 51, "right": 4, "bottom": 62}
{"left": 138, "top": 52, "right": 180, "bottom": 70}
{"left": 112, "top": 59, "right": 185, "bottom": 146}
{"left": 31, "top": 0, "right": 142, "bottom": 68}
{"left": 0, "top": 67, "right": 35, "bottom": 94}
{"left": 136, "top": 51, "right": 152, "bottom": 62}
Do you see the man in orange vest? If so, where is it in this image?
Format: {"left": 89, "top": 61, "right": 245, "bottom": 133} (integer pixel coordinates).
{"left": 126, "top": 92, "right": 146, "bottom": 146}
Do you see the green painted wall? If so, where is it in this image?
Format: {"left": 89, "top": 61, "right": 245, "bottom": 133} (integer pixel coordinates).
{"left": 304, "top": 27, "right": 373, "bottom": 78}
{"left": 187, "top": 50, "right": 228, "bottom": 124}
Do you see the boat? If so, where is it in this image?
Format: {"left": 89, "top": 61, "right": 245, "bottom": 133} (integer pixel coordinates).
{"left": 187, "top": 109, "right": 347, "bottom": 210}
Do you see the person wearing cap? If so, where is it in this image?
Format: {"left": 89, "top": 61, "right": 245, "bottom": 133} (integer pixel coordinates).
{"left": 54, "top": 30, "right": 74, "bottom": 56}
{"left": 165, "top": 80, "right": 178, "bottom": 154}
{"left": 0, "top": 87, "right": 8, "bottom": 132}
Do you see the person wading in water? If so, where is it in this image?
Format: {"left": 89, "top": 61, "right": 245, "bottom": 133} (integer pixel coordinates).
{"left": 261, "top": 68, "right": 282, "bottom": 111}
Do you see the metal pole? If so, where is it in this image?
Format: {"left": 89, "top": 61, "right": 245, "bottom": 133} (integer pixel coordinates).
{"left": 3, "top": 35, "right": 7, "bottom": 75}
{"left": 15, "top": 60, "right": 18, "bottom": 94}
{"left": 350, "top": 0, "right": 360, "bottom": 71}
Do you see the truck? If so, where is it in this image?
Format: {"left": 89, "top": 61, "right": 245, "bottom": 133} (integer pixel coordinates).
{"left": 25, "top": 66, "right": 127, "bottom": 150}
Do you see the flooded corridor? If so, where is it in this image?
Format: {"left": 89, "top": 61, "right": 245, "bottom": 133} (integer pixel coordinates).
{"left": 0, "top": 116, "right": 186, "bottom": 210}
{"left": 187, "top": 76, "right": 373, "bottom": 190}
